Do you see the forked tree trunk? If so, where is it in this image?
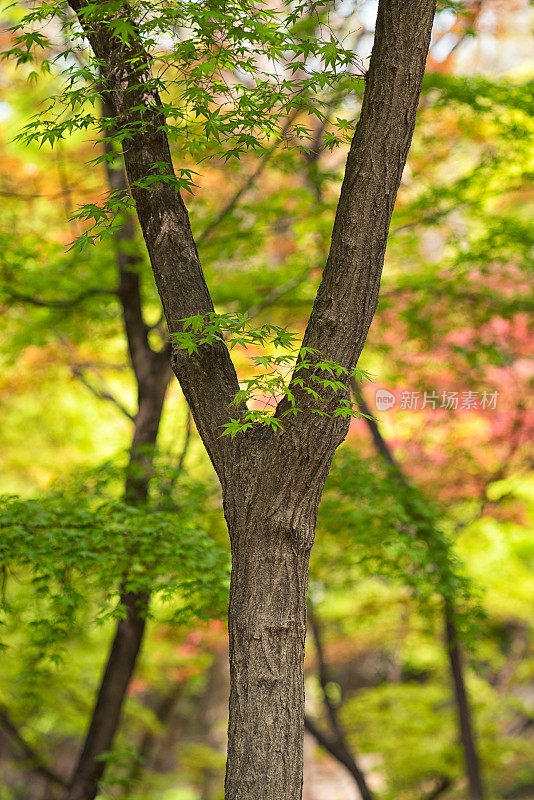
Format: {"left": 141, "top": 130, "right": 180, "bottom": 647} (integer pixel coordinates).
{"left": 67, "top": 1, "right": 437, "bottom": 797}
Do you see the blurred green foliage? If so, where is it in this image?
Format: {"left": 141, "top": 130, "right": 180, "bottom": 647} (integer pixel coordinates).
{"left": 0, "top": 0, "right": 532, "bottom": 798}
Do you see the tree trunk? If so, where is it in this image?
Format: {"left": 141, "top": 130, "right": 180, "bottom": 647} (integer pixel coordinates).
{"left": 65, "top": 105, "right": 171, "bottom": 800}
{"left": 225, "top": 516, "right": 311, "bottom": 800}
{"left": 353, "top": 381, "right": 485, "bottom": 800}
{"left": 66, "top": 2, "right": 438, "bottom": 797}
{"left": 445, "top": 607, "right": 485, "bottom": 800}
{"left": 65, "top": 590, "right": 148, "bottom": 800}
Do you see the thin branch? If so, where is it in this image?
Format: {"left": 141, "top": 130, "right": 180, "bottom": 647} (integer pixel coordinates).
{"left": 494, "top": 624, "right": 530, "bottom": 694}
{"left": 307, "top": 611, "right": 455, "bottom": 800}
{"left": 307, "top": 602, "right": 344, "bottom": 739}
{"left": 304, "top": 715, "right": 375, "bottom": 800}
{"left": 0, "top": 188, "right": 80, "bottom": 200}
{"left": 157, "top": 403, "right": 193, "bottom": 502}
{"left": 350, "top": 380, "right": 486, "bottom": 800}
{"left": 445, "top": 606, "right": 484, "bottom": 800}
{"left": 245, "top": 270, "right": 310, "bottom": 318}
{"left": 72, "top": 366, "right": 135, "bottom": 422}
{"left": 5, "top": 288, "right": 118, "bottom": 309}
{"left": 306, "top": 601, "right": 375, "bottom": 800}
{"left": 390, "top": 203, "right": 469, "bottom": 236}
{"left": 0, "top": 703, "right": 68, "bottom": 788}
{"left": 196, "top": 110, "right": 299, "bottom": 247}
{"left": 452, "top": 404, "right": 527, "bottom": 535}
{"left": 70, "top": 360, "right": 130, "bottom": 372}
{"left": 420, "top": 777, "right": 453, "bottom": 800}
{"left": 56, "top": 147, "right": 80, "bottom": 239}
{"left": 350, "top": 380, "right": 400, "bottom": 473}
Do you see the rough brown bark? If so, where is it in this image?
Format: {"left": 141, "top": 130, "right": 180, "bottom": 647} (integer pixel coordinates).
{"left": 224, "top": 516, "right": 310, "bottom": 799}
{"left": 67, "top": 1, "right": 437, "bottom": 797}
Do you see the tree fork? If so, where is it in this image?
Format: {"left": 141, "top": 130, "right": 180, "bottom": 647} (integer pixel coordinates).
{"left": 67, "top": 1, "right": 437, "bottom": 797}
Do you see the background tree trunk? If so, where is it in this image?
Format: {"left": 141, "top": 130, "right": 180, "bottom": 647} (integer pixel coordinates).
{"left": 65, "top": 591, "right": 148, "bottom": 800}
{"left": 65, "top": 107, "right": 171, "bottom": 799}
{"left": 353, "top": 381, "right": 485, "bottom": 800}
{"left": 305, "top": 603, "right": 375, "bottom": 800}
{"left": 445, "top": 607, "right": 485, "bottom": 800}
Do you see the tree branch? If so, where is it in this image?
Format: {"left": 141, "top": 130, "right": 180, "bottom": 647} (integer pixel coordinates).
{"left": 304, "top": 716, "right": 375, "bottom": 800}
{"left": 420, "top": 776, "right": 453, "bottom": 800}
{"left": 306, "top": 602, "right": 375, "bottom": 800}
{"left": 350, "top": 380, "right": 485, "bottom": 800}
{"left": 65, "top": 591, "right": 148, "bottom": 800}
{"left": 307, "top": 603, "right": 345, "bottom": 740}
{"left": 101, "top": 94, "right": 164, "bottom": 393}
{"left": 196, "top": 109, "right": 299, "bottom": 246}
{"left": 42, "top": 53, "right": 173, "bottom": 800}
{"left": 444, "top": 605, "right": 484, "bottom": 800}
{"left": 296, "top": 0, "right": 437, "bottom": 378}
{"left": 4, "top": 288, "right": 117, "bottom": 309}
{"left": 72, "top": 366, "right": 135, "bottom": 422}
{"left": 350, "top": 380, "right": 400, "bottom": 472}
{"left": 0, "top": 704, "right": 68, "bottom": 788}
{"left": 68, "top": 0, "right": 240, "bottom": 482}
{"left": 260, "top": 0, "right": 437, "bottom": 474}
{"left": 245, "top": 270, "right": 310, "bottom": 318}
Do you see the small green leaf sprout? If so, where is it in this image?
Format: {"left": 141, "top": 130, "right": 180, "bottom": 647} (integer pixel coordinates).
{"left": 172, "top": 312, "right": 372, "bottom": 437}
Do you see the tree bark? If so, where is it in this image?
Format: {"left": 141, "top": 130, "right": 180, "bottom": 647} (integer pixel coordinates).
{"left": 67, "top": 1, "right": 437, "bottom": 797}
{"left": 224, "top": 515, "right": 310, "bottom": 800}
